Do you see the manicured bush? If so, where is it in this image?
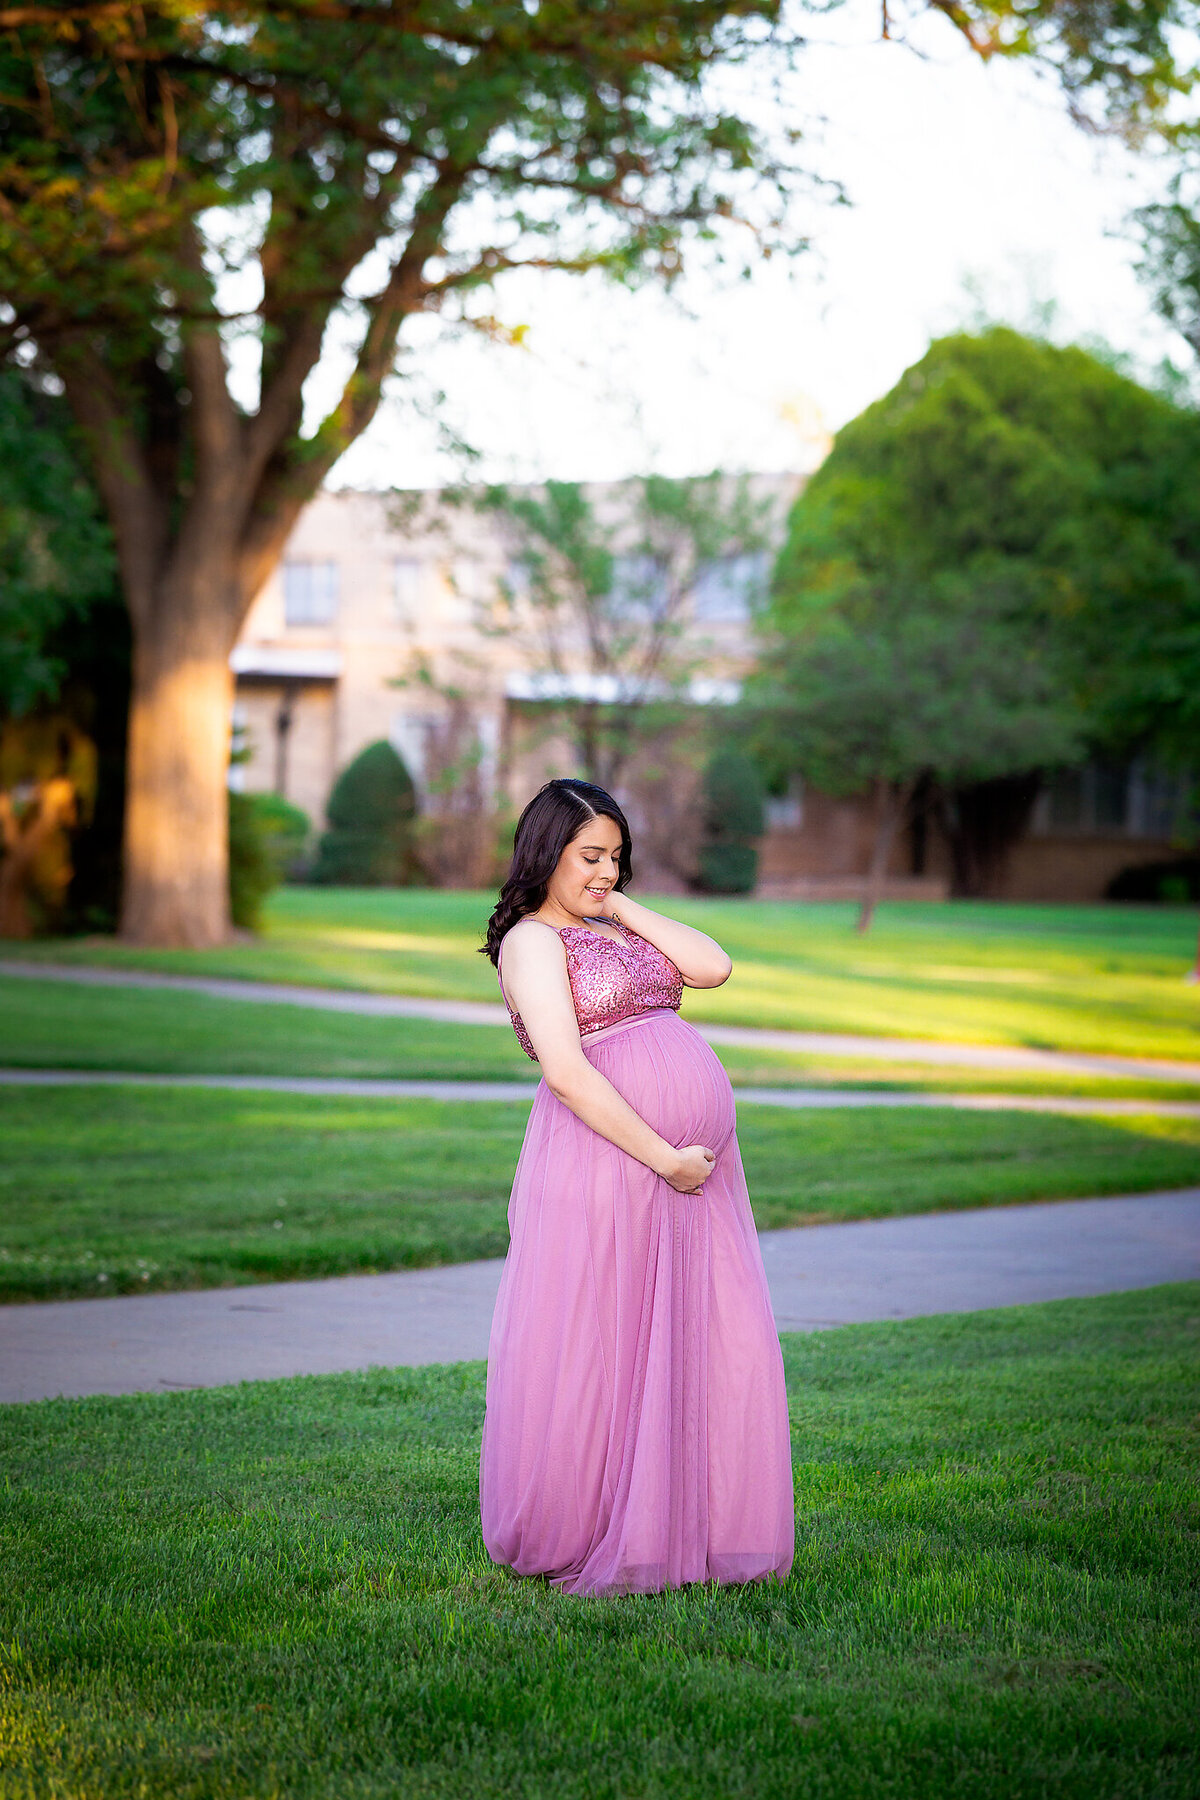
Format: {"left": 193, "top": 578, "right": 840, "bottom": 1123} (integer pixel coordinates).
{"left": 228, "top": 792, "right": 313, "bottom": 928}
{"left": 312, "top": 739, "right": 418, "bottom": 886}
{"left": 228, "top": 791, "right": 275, "bottom": 929}
{"left": 249, "top": 791, "right": 312, "bottom": 880}
{"left": 697, "top": 841, "right": 759, "bottom": 894}
{"left": 696, "top": 747, "right": 765, "bottom": 894}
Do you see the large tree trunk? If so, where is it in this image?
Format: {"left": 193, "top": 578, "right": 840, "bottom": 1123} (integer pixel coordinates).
{"left": 120, "top": 597, "right": 237, "bottom": 947}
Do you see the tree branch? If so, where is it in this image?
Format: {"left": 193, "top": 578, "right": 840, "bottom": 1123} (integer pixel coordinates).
{"left": 235, "top": 158, "right": 478, "bottom": 607}
{"left": 249, "top": 207, "right": 400, "bottom": 492}
{"left": 179, "top": 223, "right": 242, "bottom": 499}
{"left": 925, "top": 0, "right": 1001, "bottom": 60}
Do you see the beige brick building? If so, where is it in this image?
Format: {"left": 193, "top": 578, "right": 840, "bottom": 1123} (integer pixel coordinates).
{"left": 233, "top": 480, "right": 1184, "bottom": 899}
{"left": 232, "top": 477, "right": 801, "bottom": 886}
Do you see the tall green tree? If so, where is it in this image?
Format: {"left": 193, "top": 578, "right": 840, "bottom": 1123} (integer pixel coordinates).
{"left": 750, "top": 327, "right": 1200, "bottom": 918}
{"left": 1, "top": 3, "right": 1191, "bottom": 945}
{"left": 0, "top": 0, "right": 801, "bottom": 945}
{"left": 749, "top": 601, "right": 1081, "bottom": 929}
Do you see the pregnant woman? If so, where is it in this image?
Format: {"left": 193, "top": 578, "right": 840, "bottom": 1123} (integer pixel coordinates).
{"left": 479, "top": 777, "right": 794, "bottom": 1597}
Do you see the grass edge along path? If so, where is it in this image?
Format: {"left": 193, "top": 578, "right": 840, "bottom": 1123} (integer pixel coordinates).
{"left": 4, "top": 1084, "right": 1200, "bottom": 1302}
{"left": 0, "top": 887, "right": 1196, "bottom": 1059}
{"left": 2, "top": 1284, "right": 1197, "bottom": 1800}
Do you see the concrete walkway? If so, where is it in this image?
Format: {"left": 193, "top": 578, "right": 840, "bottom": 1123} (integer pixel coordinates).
{"left": 3, "top": 959, "right": 1198, "bottom": 1085}
{"left": 3, "top": 1189, "right": 1197, "bottom": 1404}
{"left": 4, "top": 1066, "right": 1200, "bottom": 1117}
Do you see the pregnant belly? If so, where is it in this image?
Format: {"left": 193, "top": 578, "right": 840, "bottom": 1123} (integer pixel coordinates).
{"left": 581, "top": 1010, "right": 737, "bottom": 1156}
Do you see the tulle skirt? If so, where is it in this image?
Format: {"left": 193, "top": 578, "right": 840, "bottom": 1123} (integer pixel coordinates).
{"left": 479, "top": 1007, "right": 794, "bottom": 1596}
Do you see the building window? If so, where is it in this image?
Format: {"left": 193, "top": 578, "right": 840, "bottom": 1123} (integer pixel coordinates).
{"left": 393, "top": 557, "right": 424, "bottom": 623}
{"left": 764, "top": 776, "right": 804, "bottom": 831}
{"left": 451, "top": 557, "right": 499, "bottom": 614}
{"left": 692, "top": 551, "right": 768, "bottom": 623}
{"left": 283, "top": 560, "right": 338, "bottom": 627}
{"left": 609, "top": 554, "right": 669, "bottom": 620}
{"left": 504, "top": 558, "right": 531, "bottom": 601}
{"left": 1031, "top": 761, "right": 1192, "bottom": 841}
{"left": 390, "top": 711, "right": 429, "bottom": 787}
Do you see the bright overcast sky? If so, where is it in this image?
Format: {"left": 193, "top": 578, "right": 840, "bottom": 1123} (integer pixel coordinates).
{"left": 321, "top": 0, "right": 1183, "bottom": 491}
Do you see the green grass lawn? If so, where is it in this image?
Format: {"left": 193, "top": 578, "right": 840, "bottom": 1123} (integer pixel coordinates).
{"left": 6, "top": 975, "right": 1200, "bottom": 1100}
{"left": 3, "top": 1285, "right": 1196, "bottom": 1799}
{"left": 0, "top": 975, "right": 533, "bottom": 1082}
{"left": 3, "top": 888, "right": 1200, "bottom": 1057}
{"left": 4, "top": 1084, "right": 1199, "bottom": 1302}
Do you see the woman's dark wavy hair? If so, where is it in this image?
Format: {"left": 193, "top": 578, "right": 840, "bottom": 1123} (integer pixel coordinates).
{"left": 481, "top": 778, "right": 633, "bottom": 965}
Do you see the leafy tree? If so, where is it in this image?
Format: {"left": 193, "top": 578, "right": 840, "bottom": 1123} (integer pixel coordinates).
{"left": 749, "top": 601, "right": 1080, "bottom": 930}
{"left": 915, "top": 0, "right": 1197, "bottom": 142}
{"left": 476, "top": 474, "right": 776, "bottom": 792}
{"left": 0, "top": 369, "right": 117, "bottom": 715}
{"left": 2, "top": 2, "right": 1190, "bottom": 947}
{"left": 0, "top": 0, "right": 806, "bottom": 944}
{"left": 751, "top": 328, "right": 1200, "bottom": 923}
{"left": 1135, "top": 179, "right": 1200, "bottom": 365}
{"left": 312, "top": 738, "right": 417, "bottom": 886}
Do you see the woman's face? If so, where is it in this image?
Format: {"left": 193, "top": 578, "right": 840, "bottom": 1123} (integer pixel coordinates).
{"left": 546, "top": 813, "right": 624, "bottom": 919}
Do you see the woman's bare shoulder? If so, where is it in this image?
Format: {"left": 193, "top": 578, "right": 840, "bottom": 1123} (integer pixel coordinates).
{"left": 500, "top": 917, "right": 565, "bottom": 967}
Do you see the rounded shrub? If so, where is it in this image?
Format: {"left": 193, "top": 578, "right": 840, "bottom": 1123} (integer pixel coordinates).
{"left": 697, "top": 842, "right": 759, "bottom": 895}
{"left": 228, "top": 792, "right": 314, "bottom": 929}
{"left": 696, "top": 748, "right": 765, "bottom": 895}
{"left": 312, "top": 740, "right": 418, "bottom": 886}
{"left": 249, "top": 791, "right": 312, "bottom": 881}
{"left": 228, "top": 792, "right": 277, "bottom": 929}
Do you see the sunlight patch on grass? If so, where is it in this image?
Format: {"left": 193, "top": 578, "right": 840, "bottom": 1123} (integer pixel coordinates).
{"left": 289, "top": 926, "right": 474, "bottom": 955}
{"left": 3, "top": 889, "right": 1199, "bottom": 1058}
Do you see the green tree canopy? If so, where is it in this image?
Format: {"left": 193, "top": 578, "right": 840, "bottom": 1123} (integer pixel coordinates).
{"left": 0, "top": 0, "right": 803, "bottom": 944}
{"left": 750, "top": 327, "right": 1200, "bottom": 919}
{"left": 770, "top": 327, "right": 1200, "bottom": 754}
{"left": 2, "top": 3, "right": 1194, "bottom": 944}
{"left": 0, "top": 368, "right": 117, "bottom": 716}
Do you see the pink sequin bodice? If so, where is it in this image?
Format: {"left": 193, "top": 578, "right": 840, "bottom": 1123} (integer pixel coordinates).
{"left": 500, "top": 917, "right": 683, "bottom": 1061}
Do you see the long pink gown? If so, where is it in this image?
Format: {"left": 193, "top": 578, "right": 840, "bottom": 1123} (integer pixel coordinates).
{"left": 480, "top": 916, "right": 794, "bottom": 1596}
